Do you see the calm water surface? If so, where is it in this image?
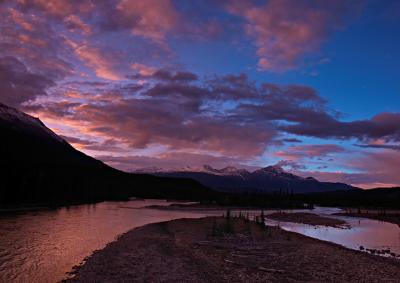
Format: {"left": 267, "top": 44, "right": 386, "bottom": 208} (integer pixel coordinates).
{"left": 0, "top": 202, "right": 399, "bottom": 283}
{"left": 0, "top": 200, "right": 217, "bottom": 283}
{"left": 266, "top": 207, "right": 400, "bottom": 255}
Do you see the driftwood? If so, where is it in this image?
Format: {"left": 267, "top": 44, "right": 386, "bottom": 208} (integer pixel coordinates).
{"left": 257, "top": 267, "right": 284, "bottom": 273}
{"left": 194, "top": 241, "right": 232, "bottom": 249}
{"left": 224, "top": 259, "right": 284, "bottom": 273}
{"left": 195, "top": 241, "right": 284, "bottom": 254}
{"left": 230, "top": 252, "right": 279, "bottom": 257}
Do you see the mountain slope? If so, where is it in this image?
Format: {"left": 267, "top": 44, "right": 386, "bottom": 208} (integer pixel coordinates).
{"left": 148, "top": 165, "right": 357, "bottom": 194}
{"left": 0, "top": 102, "right": 215, "bottom": 205}
{"left": 0, "top": 102, "right": 109, "bottom": 170}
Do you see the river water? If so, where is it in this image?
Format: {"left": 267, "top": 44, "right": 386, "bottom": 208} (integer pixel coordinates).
{"left": 266, "top": 207, "right": 400, "bottom": 256}
{"left": 0, "top": 200, "right": 399, "bottom": 283}
{"left": 0, "top": 200, "right": 218, "bottom": 283}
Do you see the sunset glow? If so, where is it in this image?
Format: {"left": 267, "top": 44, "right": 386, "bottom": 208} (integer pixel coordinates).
{"left": 1, "top": 0, "right": 400, "bottom": 188}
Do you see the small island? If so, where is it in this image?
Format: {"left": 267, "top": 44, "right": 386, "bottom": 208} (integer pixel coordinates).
{"left": 67, "top": 217, "right": 400, "bottom": 282}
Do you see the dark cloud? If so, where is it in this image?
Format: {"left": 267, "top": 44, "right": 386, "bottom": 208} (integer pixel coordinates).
{"left": 282, "top": 138, "right": 302, "bottom": 143}
{"left": 0, "top": 56, "right": 54, "bottom": 107}
{"left": 282, "top": 112, "right": 400, "bottom": 142}
{"left": 261, "top": 83, "right": 326, "bottom": 105}
{"left": 355, "top": 143, "right": 400, "bottom": 151}
{"left": 73, "top": 98, "right": 276, "bottom": 157}
{"left": 129, "top": 69, "right": 198, "bottom": 82}
{"left": 27, "top": 67, "right": 400, "bottom": 163}
{"left": 151, "top": 70, "right": 198, "bottom": 82}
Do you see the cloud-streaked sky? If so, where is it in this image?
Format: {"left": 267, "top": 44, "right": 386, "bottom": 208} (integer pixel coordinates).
{"left": 1, "top": 0, "right": 400, "bottom": 188}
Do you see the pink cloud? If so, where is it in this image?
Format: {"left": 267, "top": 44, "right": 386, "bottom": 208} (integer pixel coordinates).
{"left": 227, "top": 0, "right": 362, "bottom": 71}
{"left": 350, "top": 150, "right": 400, "bottom": 186}
{"left": 17, "top": 33, "right": 47, "bottom": 48}
{"left": 1, "top": 6, "right": 75, "bottom": 87}
{"left": 64, "top": 15, "right": 92, "bottom": 34}
{"left": 22, "top": 68, "right": 400, "bottom": 168}
{"left": 116, "top": 0, "right": 179, "bottom": 42}
{"left": 9, "top": 7, "right": 35, "bottom": 31}
{"left": 16, "top": 0, "right": 94, "bottom": 18}
{"left": 71, "top": 42, "right": 121, "bottom": 81}
{"left": 292, "top": 149, "right": 400, "bottom": 188}
{"left": 71, "top": 100, "right": 276, "bottom": 158}
{"left": 131, "top": 63, "right": 157, "bottom": 76}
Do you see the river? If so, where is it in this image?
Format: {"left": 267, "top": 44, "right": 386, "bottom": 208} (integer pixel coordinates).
{"left": 0, "top": 200, "right": 399, "bottom": 283}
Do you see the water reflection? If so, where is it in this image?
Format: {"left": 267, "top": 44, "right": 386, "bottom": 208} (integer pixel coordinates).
{"left": 0, "top": 200, "right": 217, "bottom": 283}
{"left": 265, "top": 211, "right": 400, "bottom": 256}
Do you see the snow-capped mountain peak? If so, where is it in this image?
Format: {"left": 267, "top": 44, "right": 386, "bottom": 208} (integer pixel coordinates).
{"left": 136, "top": 164, "right": 251, "bottom": 176}
{"left": 137, "top": 162, "right": 356, "bottom": 194}
{"left": 254, "top": 165, "right": 286, "bottom": 175}
{"left": 202, "top": 165, "right": 250, "bottom": 176}
{"left": 0, "top": 103, "right": 65, "bottom": 144}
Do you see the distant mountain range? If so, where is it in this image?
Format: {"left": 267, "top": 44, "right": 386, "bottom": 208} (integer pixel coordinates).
{"left": 3, "top": 101, "right": 399, "bottom": 209}
{"left": 138, "top": 165, "right": 358, "bottom": 194}
{"left": 0, "top": 102, "right": 214, "bottom": 205}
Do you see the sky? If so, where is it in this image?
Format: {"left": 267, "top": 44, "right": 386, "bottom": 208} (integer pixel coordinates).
{"left": 1, "top": 0, "right": 400, "bottom": 188}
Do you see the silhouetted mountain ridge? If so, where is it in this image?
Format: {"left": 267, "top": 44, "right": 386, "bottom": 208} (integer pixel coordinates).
{"left": 141, "top": 165, "right": 358, "bottom": 194}
{"left": 0, "top": 102, "right": 108, "bottom": 169}
{"left": 0, "top": 102, "right": 215, "bottom": 205}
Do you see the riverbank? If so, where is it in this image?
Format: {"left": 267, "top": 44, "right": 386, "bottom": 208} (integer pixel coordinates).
{"left": 0, "top": 200, "right": 103, "bottom": 214}
{"left": 267, "top": 212, "right": 348, "bottom": 228}
{"left": 335, "top": 212, "right": 400, "bottom": 226}
{"left": 67, "top": 217, "right": 400, "bottom": 282}
{"left": 145, "top": 202, "right": 308, "bottom": 211}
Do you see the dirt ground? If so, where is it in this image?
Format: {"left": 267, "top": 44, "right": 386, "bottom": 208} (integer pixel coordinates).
{"left": 267, "top": 212, "right": 348, "bottom": 227}
{"left": 68, "top": 217, "right": 400, "bottom": 283}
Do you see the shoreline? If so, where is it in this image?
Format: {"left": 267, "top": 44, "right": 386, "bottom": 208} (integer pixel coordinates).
{"left": 335, "top": 213, "right": 400, "bottom": 226}
{"left": 67, "top": 217, "right": 400, "bottom": 282}
{"left": 266, "top": 212, "right": 349, "bottom": 228}
{"left": 144, "top": 202, "right": 310, "bottom": 211}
